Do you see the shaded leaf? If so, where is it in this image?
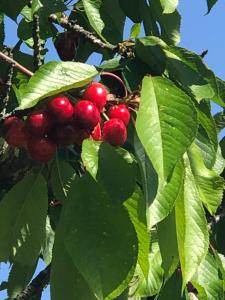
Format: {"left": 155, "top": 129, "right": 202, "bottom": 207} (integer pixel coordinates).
{"left": 136, "top": 76, "right": 197, "bottom": 181}
{"left": 0, "top": 172, "right": 48, "bottom": 266}
{"left": 18, "top": 62, "right": 98, "bottom": 109}
{"left": 0, "top": 0, "right": 27, "bottom": 20}
{"left": 41, "top": 216, "right": 55, "bottom": 265}
{"left": 60, "top": 174, "right": 138, "bottom": 299}
{"left": 206, "top": 0, "right": 218, "bottom": 14}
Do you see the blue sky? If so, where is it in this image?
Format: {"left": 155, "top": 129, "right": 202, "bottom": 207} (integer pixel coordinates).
{"left": 1, "top": 0, "right": 225, "bottom": 299}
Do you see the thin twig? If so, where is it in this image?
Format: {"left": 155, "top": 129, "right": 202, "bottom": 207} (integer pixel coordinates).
{"left": 101, "top": 71, "right": 128, "bottom": 98}
{"left": 0, "top": 51, "right": 34, "bottom": 77}
{"left": 33, "top": 13, "right": 43, "bottom": 70}
{"left": 15, "top": 265, "right": 51, "bottom": 300}
{"left": 49, "top": 14, "right": 116, "bottom": 51}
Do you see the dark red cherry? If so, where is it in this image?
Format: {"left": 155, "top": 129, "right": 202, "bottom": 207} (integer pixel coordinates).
{"left": 27, "top": 137, "right": 56, "bottom": 163}
{"left": 26, "top": 110, "right": 53, "bottom": 136}
{"left": 73, "top": 100, "right": 100, "bottom": 130}
{"left": 108, "top": 104, "right": 130, "bottom": 126}
{"left": 102, "top": 118, "right": 127, "bottom": 146}
{"left": 47, "top": 95, "right": 73, "bottom": 123}
{"left": 83, "top": 82, "right": 108, "bottom": 111}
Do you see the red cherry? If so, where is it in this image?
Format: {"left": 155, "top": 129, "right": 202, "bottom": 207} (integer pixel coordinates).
{"left": 103, "top": 118, "right": 127, "bottom": 146}
{"left": 53, "top": 124, "right": 76, "bottom": 146}
{"left": 73, "top": 125, "right": 90, "bottom": 145}
{"left": 108, "top": 104, "right": 130, "bottom": 126}
{"left": 27, "top": 137, "right": 56, "bottom": 163}
{"left": 83, "top": 82, "right": 108, "bottom": 111}
{"left": 73, "top": 100, "right": 100, "bottom": 130}
{"left": 5, "top": 122, "right": 28, "bottom": 148}
{"left": 91, "top": 123, "right": 102, "bottom": 141}
{"left": 2, "top": 116, "right": 23, "bottom": 134}
{"left": 26, "top": 110, "right": 53, "bottom": 136}
{"left": 47, "top": 95, "right": 73, "bottom": 123}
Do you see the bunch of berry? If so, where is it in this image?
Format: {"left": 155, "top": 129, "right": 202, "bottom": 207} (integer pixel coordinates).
{"left": 2, "top": 82, "right": 130, "bottom": 163}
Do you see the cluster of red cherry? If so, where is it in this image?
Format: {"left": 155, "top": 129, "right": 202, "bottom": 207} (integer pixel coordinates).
{"left": 2, "top": 82, "right": 130, "bottom": 163}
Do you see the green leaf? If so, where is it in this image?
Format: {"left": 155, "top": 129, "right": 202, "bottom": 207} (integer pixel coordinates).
{"left": 150, "top": 160, "right": 184, "bottom": 227}
{"left": 175, "top": 154, "right": 209, "bottom": 286}
{"left": 165, "top": 46, "right": 219, "bottom": 102}
{"left": 135, "top": 36, "right": 166, "bottom": 75}
{"left": 50, "top": 160, "right": 76, "bottom": 203}
{"left": 158, "top": 210, "right": 179, "bottom": 279}
{"left": 51, "top": 237, "right": 96, "bottom": 300}
{"left": 58, "top": 174, "right": 138, "bottom": 299}
{"left": 206, "top": 0, "right": 218, "bottom": 14}
{"left": 192, "top": 252, "right": 223, "bottom": 300}
{"left": 124, "top": 186, "right": 150, "bottom": 279}
{"left": 0, "top": 14, "right": 5, "bottom": 46}
{"left": 149, "top": 0, "right": 181, "bottom": 44}
{"left": 0, "top": 172, "right": 48, "bottom": 266}
{"left": 160, "top": 0, "right": 179, "bottom": 13}
{"left": 7, "top": 261, "right": 37, "bottom": 298}
{"left": 136, "top": 76, "right": 197, "bottom": 181}
{"left": 82, "top": 0, "right": 125, "bottom": 44}
{"left": 134, "top": 238, "right": 163, "bottom": 297}
{"left": 18, "top": 62, "right": 98, "bottom": 109}
{"left": 119, "top": 0, "right": 142, "bottom": 23}
{"left": 82, "top": 140, "right": 136, "bottom": 204}
{"left": 0, "top": 0, "right": 27, "bottom": 20}
{"left": 41, "top": 216, "right": 55, "bottom": 265}
{"left": 130, "top": 23, "right": 141, "bottom": 39}
{"left": 188, "top": 144, "right": 224, "bottom": 215}
{"left": 157, "top": 271, "right": 185, "bottom": 300}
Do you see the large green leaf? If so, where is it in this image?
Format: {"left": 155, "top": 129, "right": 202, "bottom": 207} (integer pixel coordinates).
{"left": 150, "top": 160, "right": 184, "bottom": 227}
{"left": 0, "top": 14, "right": 4, "bottom": 46}
{"left": 41, "top": 216, "right": 55, "bottom": 265}
{"left": 157, "top": 271, "right": 185, "bottom": 300}
{"left": 124, "top": 186, "right": 150, "bottom": 279}
{"left": 175, "top": 154, "right": 209, "bottom": 286}
{"left": 0, "top": 172, "right": 48, "bottom": 266}
{"left": 51, "top": 234, "right": 96, "bottom": 300}
{"left": 157, "top": 210, "right": 179, "bottom": 279}
{"left": 136, "top": 76, "right": 197, "bottom": 181}
{"left": 82, "top": 0, "right": 125, "bottom": 44}
{"left": 160, "top": 0, "right": 179, "bottom": 13}
{"left": 135, "top": 37, "right": 167, "bottom": 75}
{"left": 149, "top": 0, "right": 181, "bottom": 44}
{"left": 7, "top": 261, "right": 37, "bottom": 298}
{"left": 18, "top": 62, "right": 98, "bottom": 109}
{"left": 59, "top": 174, "right": 138, "bottom": 299}
{"left": 82, "top": 140, "right": 136, "bottom": 204}
{"left": 165, "top": 46, "right": 219, "bottom": 102}
{"left": 188, "top": 144, "right": 224, "bottom": 215}
{"left": 119, "top": 0, "right": 142, "bottom": 22}
{"left": 192, "top": 252, "right": 224, "bottom": 300}
{"left": 206, "top": 0, "right": 218, "bottom": 13}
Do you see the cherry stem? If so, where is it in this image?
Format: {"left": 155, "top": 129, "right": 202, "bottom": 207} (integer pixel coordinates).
{"left": 0, "top": 51, "right": 34, "bottom": 77}
{"left": 100, "top": 71, "right": 128, "bottom": 99}
{"left": 102, "top": 112, "right": 109, "bottom": 121}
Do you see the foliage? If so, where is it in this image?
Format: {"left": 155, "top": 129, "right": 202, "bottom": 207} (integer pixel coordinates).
{"left": 0, "top": 0, "right": 224, "bottom": 299}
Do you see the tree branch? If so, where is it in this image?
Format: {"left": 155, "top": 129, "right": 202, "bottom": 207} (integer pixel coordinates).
{"left": 15, "top": 265, "right": 51, "bottom": 300}
{"left": 33, "top": 13, "right": 43, "bottom": 70}
{"left": 49, "top": 14, "right": 116, "bottom": 51}
{"left": 0, "top": 51, "right": 34, "bottom": 77}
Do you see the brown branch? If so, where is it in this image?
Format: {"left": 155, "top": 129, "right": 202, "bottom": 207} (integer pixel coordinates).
{"left": 49, "top": 14, "right": 116, "bottom": 51}
{"left": 15, "top": 265, "right": 50, "bottom": 300}
{"left": 33, "top": 13, "right": 43, "bottom": 70}
{"left": 0, "top": 51, "right": 34, "bottom": 77}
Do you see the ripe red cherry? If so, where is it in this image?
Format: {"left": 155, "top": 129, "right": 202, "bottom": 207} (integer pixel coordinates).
{"left": 91, "top": 123, "right": 102, "bottom": 141}
{"left": 2, "top": 116, "right": 23, "bottom": 134}
{"left": 47, "top": 95, "right": 73, "bottom": 123}
{"left": 5, "top": 122, "right": 29, "bottom": 148}
{"left": 73, "top": 100, "right": 100, "bottom": 130}
{"left": 26, "top": 110, "right": 53, "bottom": 136}
{"left": 83, "top": 82, "right": 108, "bottom": 111}
{"left": 108, "top": 104, "right": 130, "bottom": 126}
{"left": 27, "top": 137, "right": 56, "bottom": 163}
{"left": 103, "top": 118, "right": 127, "bottom": 146}
{"left": 53, "top": 124, "right": 76, "bottom": 146}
